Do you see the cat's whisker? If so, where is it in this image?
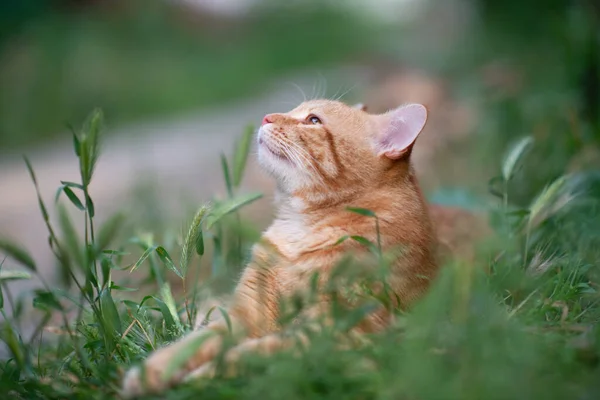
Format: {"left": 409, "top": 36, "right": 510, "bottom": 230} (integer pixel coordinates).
{"left": 277, "top": 137, "right": 325, "bottom": 186}
{"left": 285, "top": 82, "right": 307, "bottom": 103}
{"left": 278, "top": 140, "right": 307, "bottom": 171}
{"left": 277, "top": 137, "right": 314, "bottom": 166}
{"left": 310, "top": 79, "right": 318, "bottom": 101}
{"left": 331, "top": 83, "right": 358, "bottom": 102}
{"left": 316, "top": 72, "right": 328, "bottom": 99}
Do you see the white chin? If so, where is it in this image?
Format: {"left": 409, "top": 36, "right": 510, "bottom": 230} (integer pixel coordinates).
{"left": 257, "top": 146, "right": 309, "bottom": 192}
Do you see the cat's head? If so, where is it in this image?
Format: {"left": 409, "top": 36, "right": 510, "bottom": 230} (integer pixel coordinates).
{"left": 257, "top": 99, "right": 427, "bottom": 195}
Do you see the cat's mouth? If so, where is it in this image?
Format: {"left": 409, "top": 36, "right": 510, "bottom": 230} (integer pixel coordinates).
{"left": 258, "top": 137, "right": 289, "bottom": 163}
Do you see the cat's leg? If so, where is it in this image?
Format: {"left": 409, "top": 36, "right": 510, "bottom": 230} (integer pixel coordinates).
{"left": 181, "top": 302, "right": 389, "bottom": 383}
{"left": 183, "top": 331, "right": 309, "bottom": 381}
{"left": 121, "top": 320, "right": 230, "bottom": 397}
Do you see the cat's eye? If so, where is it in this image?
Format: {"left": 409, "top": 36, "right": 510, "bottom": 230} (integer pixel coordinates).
{"left": 307, "top": 115, "right": 322, "bottom": 125}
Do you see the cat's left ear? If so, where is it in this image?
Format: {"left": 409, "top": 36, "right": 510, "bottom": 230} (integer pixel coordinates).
{"left": 373, "top": 104, "right": 428, "bottom": 159}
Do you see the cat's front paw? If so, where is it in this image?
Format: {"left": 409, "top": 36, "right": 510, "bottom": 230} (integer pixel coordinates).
{"left": 121, "top": 358, "right": 185, "bottom": 398}
{"left": 121, "top": 366, "right": 145, "bottom": 398}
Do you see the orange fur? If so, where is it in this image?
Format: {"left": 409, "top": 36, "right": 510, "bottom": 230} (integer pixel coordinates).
{"left": 122, "top": 100, "right": 482, "bottom": 397}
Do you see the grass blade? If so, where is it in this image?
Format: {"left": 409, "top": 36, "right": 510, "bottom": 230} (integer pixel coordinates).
{"left": 58, "top": 204, "right": 85, "bottom": 270}
{"left": 233, "top": 124, "right": 254, "bottom": 188}
{"left": 33, "top": 290, "right": 63, "bottom": 312}
{"left": 99, "top": 288, "right": 123, "bottom": 354}
{"left": 79, "top": 109, "right": 104, "bottom": 186}
{"left": 23, "top": 156, "right": 49, "bottom": 223}
{"left": 205, "top": 192, "right": 263, "bottom": 229}
{"left": 2, "top": 323, "right": 26, "bottom": 369}
{"left": 502, "top": 136, "right": 533, "bottom": 181}
{"left": 220, "top": 153, "right": 233, "bottom": 198}
{"left": 0, "top": 271, "right": 32, "bottom": 281}
{"left": 160, "top": 282, "right": 182, "bottom": 331}
{"left": 130, "top": 245, "right": 158, "bottom": 273}
{"left": 155, "top": 246, "right": 183, "bottom": 279}
{"left": 152, "top": 297, "right": 179, "bottom": 339}
{"left": 0, "top": 239, "right": 37, "bottom": 272}
{"left": 346, "top": 207, "right": 376, "bottom": 217}
{"left": 61, "top": 187, "right": 86, "bottom": 211}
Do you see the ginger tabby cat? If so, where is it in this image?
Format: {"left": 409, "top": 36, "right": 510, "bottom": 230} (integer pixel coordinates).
{"left": 122, "top": 99, "right": 484, "bottom": 397}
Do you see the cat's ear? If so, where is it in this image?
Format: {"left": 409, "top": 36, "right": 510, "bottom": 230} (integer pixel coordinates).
{"left": 353, "top": 103, "right": 368, "bottom": 112}
{"left": 373, "top": 104, "right": 427, "bottom": 160}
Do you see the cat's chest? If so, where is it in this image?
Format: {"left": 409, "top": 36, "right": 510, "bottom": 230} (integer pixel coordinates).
{"left": 263, "top": 217, "right": 344, "bottom": 261}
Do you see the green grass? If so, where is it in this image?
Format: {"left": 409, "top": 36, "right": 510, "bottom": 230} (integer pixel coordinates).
{"left": 0, "top": 102, "right": 599, "bottom": 400}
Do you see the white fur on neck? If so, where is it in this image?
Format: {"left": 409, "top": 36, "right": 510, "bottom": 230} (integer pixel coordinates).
{"left": 263, "top": 195, "right": 343, "bottom": 260}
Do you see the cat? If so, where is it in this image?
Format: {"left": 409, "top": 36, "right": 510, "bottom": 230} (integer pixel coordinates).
{"left": 122, "top": 99, "right": 484, "bottom": 397}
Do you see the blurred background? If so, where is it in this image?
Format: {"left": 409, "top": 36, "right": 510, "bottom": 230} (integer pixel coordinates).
{"left": 0, "top": 0, "right": 598, "bottom": 311}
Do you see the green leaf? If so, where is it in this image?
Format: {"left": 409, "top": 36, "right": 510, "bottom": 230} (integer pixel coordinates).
{"left": 218, "top": 306, "right": 233, "bottom": 335}
{"left": 196, "top": 229, "right": 205, "bottom": 256}
{"left": 350, "top": 236, "right": 377, "bottom": 253}
{"left": 350, "top": 235, "right": 373, "bottom": 247}
{"left": 109, "top": 284, "right": 138, "bottom": 292}
{"left": 33, "top": 290, "right": 63, "bottom": 312}
{"left": 58, "top": 204, "right": 85, "bottom": 270}
{"left": 68, "top": 123, "right": 81, "bottom": 157}
{"left": 220, "top": 153, "right": 233, "bottom": 198}
{"left": 60, "top": 181, "right": 84, "bottom": 190}
{"left": 333, "top": 235, "right": 350, "bottom": 246}
{"left": 502, "top": 136, "right": 533, "bottom": 181}
{"left": 205, "top": 192, "right": 263, "bottom": 229}
{"left": 346, "top": 207, "right": 376, "bottom": 217}
{"left": 233, "top": 125, "right": 254, "bottom": 188}
{"left": 101, "top": 257, "right": 112, "bottom": 289}
{"left": 0, "top": 239, "right": 37, "bottom": 272}
{"left": 86, "top": 193, "right": 95, "bottom": 218}
{"left": 23, "top": 156, "right": 49, "bottom": 223}
{"left": 100, "top": 288, "right": 122, "bottom": 334}
{"left": 2, "top": 323, "right": 25, "bottom": 369}
{"left": 159, "top": 282, "right": 182, "bottom": 331}
{"left": 79, "top": 108, "right": 104, "bottom": 186}
{"left": 152, "top": 297, "right": 179, "bottom": 339}
{"left": 155, "top": 246, "right": 183, "bottom": 278}
{"left": 99, "top": 288, "right": 122, "bottom": 356}
{"left": 130, "top": 245, "right": 158, "bottom": 273}
{"left": 60, "top": 186, "right": 86, "bottom": 211}
{"left": 0, "top": 271, "right": 32, "bottom": 281}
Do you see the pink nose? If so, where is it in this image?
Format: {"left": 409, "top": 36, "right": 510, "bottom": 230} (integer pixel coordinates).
{"left": 261, "top": 114, "right": 273, "bottom": 126}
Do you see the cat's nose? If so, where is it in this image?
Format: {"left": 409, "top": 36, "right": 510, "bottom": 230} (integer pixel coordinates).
{"left": 261, "top": 114, "right": 274, "bottom": 126}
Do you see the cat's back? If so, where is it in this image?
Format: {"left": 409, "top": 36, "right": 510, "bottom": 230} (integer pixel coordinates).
{"left": 428, "top": 204, "right": 492, "bottom": 263}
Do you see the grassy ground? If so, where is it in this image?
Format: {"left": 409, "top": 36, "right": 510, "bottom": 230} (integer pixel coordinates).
{"left": 0, "top": 101, "right": 599, "bottom": 399}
